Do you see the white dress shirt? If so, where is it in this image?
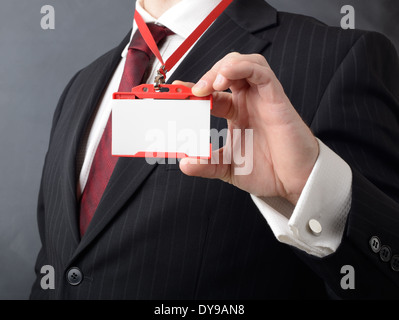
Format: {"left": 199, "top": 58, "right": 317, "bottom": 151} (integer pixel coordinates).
{"left": 77, "top": 0, "right": 353, "bottom": 258}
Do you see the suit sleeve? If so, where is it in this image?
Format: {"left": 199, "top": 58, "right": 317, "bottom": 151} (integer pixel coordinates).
{"left": 295, "top": 31, "right": 399, "bottom": 299}
{"left": 29, "top": 71, "right": 81, "bottom": 300}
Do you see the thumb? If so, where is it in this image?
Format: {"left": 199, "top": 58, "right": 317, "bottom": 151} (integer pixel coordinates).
{"left": 179, "top": 148, "right": 231, "bottom": 183}
{"left": 172, "top": 80, "right": 195, "bottom": 88}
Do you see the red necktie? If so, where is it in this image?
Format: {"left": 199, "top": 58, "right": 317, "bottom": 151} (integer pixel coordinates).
{"left": 79, "top": 24, "right": 173, "bottom": 237}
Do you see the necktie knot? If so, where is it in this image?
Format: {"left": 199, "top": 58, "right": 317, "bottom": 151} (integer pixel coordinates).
{"left": 129, "top": 23, "right": 174, "bottom": 57}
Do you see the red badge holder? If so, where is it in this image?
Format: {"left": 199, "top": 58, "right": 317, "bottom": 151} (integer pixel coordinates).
{"left": 112, "top": 84, "right": 212, "bottom": 159}
{"left": 113, "top": 83, "right": 212, "bottom": 102}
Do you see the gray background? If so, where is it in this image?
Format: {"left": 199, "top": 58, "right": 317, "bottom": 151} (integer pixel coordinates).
{"left": 0, "top": 0, "right": 397, "bottom": 300}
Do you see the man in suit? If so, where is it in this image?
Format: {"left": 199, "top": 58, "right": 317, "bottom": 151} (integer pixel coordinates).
{"left": 30, "top": 0, "right": 399, "bottom": 299}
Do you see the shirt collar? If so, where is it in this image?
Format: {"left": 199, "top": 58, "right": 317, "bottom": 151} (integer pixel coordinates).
{"left": 122, "top": 0, "right": 222, "bottom": 58}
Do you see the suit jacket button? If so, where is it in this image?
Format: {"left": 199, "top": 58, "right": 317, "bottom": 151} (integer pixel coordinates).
{"left": 379, "top": 245, "right": 392, "bottom": 262}
{"left": 369, "top": 236, "right": 381, "bottom": 253}
{"left": 391, "top": 255, "right": 399, "bottom": 272}
{"left": 66, "top": 267, "right": 83, "bottom": 286}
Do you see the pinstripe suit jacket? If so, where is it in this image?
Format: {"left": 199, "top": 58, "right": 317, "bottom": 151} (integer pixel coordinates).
{"left": 30, "top": 0, "right": 399, "bottom": 299}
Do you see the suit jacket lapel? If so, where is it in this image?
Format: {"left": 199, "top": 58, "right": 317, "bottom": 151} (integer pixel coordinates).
{"left": 70, "top": 0, "right": 277, "bottom": 262}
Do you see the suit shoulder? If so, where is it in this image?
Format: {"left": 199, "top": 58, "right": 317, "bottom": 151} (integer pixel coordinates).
{"left": 262, "top": 11, "right": 391, "bottom": 70}
{"left": 275, "top": 11, "right": 396, "bottom": 52}
{"left": 75, "top": 46, "right": 122, "bottom": 79}
{"left": 276, "top": 11, "right": 366, "bottom": 47}
{"left": 71, "top": 31, "right": 131, "bottom": 82}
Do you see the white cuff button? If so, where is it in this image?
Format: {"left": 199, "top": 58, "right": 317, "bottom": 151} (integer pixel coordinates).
{"left": 308, "top": 219, "right": 322, "bottom": 236}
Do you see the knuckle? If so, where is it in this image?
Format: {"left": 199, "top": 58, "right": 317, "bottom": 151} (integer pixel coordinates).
{"left": 264, "top": 66, "right": 276, "bottom": 79}
{"left": 226, "top": 58, "right": 242, "bottom": 68}
{"left": 227, "top": 51, "right": 241, "bottom": 57}
{"left": 225, "top": 52, "right": 242, "bottom": 63}
{"left": 252, "top": 53, "right": 269, "bottom": 66}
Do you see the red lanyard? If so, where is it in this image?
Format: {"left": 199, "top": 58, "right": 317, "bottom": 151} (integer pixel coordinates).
{"left": 134, "top": 0, "right": 233, "bottom": 88}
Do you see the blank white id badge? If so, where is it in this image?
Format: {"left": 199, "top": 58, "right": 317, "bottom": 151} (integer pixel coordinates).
{"left": 111, "top": 84, "right": 212, "bottom": 159}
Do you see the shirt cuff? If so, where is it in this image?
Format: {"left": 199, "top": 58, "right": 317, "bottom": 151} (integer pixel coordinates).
{"left": 251, "top": 139, "right": 352, "bottom": 258}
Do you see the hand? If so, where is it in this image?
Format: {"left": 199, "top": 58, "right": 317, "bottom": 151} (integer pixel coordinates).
{"left": 175, "top": 52, "right": 319, "bottom": 205}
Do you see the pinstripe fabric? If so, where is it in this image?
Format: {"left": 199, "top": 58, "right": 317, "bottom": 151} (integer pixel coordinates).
{"left": 30, "top": 0, "right": 399, "bottom": 299}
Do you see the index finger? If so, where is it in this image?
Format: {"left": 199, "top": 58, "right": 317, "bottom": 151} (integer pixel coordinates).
{"left": 192, "top": 53, "right": 268, "bottom": 96}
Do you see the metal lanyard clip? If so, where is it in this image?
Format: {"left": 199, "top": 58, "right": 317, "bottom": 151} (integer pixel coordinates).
{"left": 154, "top": 65, "right": 167, "bottom": 91}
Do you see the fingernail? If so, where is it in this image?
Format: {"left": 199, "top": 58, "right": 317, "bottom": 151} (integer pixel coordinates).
{"left": 214, "top": 74, "right": 225, "bottom": 86}
{"left": 193, "top": 80, "right": 207, "bottom": 91}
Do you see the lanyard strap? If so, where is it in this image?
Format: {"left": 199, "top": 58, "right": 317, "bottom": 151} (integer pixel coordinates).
{"left": 134, "top": 0, "right": 233, "bottom": 89}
